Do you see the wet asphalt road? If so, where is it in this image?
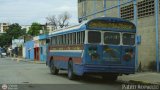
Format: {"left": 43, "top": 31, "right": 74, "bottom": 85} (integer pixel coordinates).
{"left": 0, "top": 57, "right": 123, "bottom": 90}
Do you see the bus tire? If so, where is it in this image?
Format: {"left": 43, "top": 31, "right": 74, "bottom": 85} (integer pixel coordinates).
{"left": 68, "top": 60, "right": 75, "bottom": 80}
{"left": 50, "top": 60, "right": 59, "bottom": 75}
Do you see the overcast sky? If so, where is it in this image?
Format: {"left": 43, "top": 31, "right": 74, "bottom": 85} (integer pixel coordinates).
{"left": 0, "top": 0, "right": 78, "bottom": 25}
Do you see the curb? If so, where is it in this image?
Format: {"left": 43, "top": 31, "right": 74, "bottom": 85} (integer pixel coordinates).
{"left": 12, "top": 58, "right": 45, "bottom": 64}
{"left": 119, "top": 79, "right": 160, "bottom": 85}
{"left": 128, "top": 80, "right": 160, "bottom": 85}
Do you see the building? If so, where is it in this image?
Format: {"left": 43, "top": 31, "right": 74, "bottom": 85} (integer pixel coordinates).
{"left": 78, "top": 0, "right": 160, "bottom": 71}
{"left": 0, "top": 23, "right": 9, "bottom": 33}
{"left": 21, "top": 25, "right": 31, "bottom": 33}
{"left": 12, "top": 39, "right": 24, "bottom": 57}
{"left": 46, "top": 24, "right": 56, "bottom": 33}
{"left": 23, "top": 34, "right": 48, "bottom": 62}
{"left": 24, "top": 40, "right": 34, "bottom": 60}
{"left": 33, "top": 34, "right": 48, "bottom": 62}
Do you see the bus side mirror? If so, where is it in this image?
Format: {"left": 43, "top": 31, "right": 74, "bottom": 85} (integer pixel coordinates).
{"left": 136, "top": 35, "right": 141, "bottom": 45}
{"left": 46, "top": 39, "right": 50, "bottom": 44}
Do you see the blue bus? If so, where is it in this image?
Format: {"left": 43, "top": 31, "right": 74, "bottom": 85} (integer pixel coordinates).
{"left": 46, "top": 17, "right": 136, "bottom": 80}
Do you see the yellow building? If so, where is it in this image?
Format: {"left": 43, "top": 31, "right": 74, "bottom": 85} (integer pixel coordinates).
{"left": 78, "top": 0, "right": 160, "bottom": 71}
{"left": 0, "top": 23, "right": 9, "bottom": 33}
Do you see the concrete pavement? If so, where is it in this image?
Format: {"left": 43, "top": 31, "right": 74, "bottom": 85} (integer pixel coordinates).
{"left": 119, "top": 72, "right": 160, "bottom": 85}
{"left": 0, "top": 57, "right": 122, "bottom": 90}
{"left": 12, "top": 57, "right": 160, "bottom": 85}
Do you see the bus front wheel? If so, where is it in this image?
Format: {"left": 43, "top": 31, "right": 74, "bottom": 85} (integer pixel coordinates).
{"left": 50, "top": 60, "right": 59, "bottom": 75}
{"left": 68, "top": 60, "right": 75, "bottom": 80}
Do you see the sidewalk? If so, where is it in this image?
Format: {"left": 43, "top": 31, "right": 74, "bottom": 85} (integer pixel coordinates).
{"left": 118, "top": 72, "right": 160, "bottom": 85}
{"left": 11, "top": 57, "right": 45, "bottom": 64}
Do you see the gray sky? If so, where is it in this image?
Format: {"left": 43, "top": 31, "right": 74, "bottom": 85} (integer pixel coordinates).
{"left": 0, "top": 0, "right": 78, "bottom": 25}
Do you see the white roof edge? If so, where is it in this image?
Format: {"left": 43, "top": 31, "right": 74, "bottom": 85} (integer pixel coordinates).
{"left": 48, "top": 21, "right": 88, "bottom": 36}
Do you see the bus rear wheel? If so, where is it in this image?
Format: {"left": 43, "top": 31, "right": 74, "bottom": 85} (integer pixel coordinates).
{"left": 50, "top": 60, "right": 59, "bottom": 75}
{"left": 68, "top": 60, "right": 75, "bottom": 80}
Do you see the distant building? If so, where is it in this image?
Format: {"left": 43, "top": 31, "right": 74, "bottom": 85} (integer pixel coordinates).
{"left": 21, "top": 25, "right": 31, "bottom": 33}
{"left": 46, "top": 25, "right": 56, "bottom": 33}
{"left": 0, "top": 23, "right": 9, "bottom": 33}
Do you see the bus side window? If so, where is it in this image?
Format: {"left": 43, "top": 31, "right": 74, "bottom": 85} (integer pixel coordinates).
{"left": 66, "top": 34, "right": 69, "bottom": 45}
{"left": 71, "top": 33, "right": 74, "bottom": 45}
{"left": 80, "top": 32, "right": 82, "bottom": 44}
{"left": 63, "top": 34, "right": 65, "bottom": 45}
{"left": 57, "top": 36, "right": 59, "bottom": 45}
{"left": 82, "top": 31, "right": 85, "bottom": 44}
{"left": 60, "top": 35, "right": 63, "bottom": 45}
{"left": 56, "top": 36, "right": 58, "bottom": 45}
{"left": 54, "top": 36, "right": 56, "bottom": 45}
{"left": 73, "top": 33, "right": 76, "bottom": 44}
{"left": 81, "top": 31, "right": 85, "bottom": 44}
{"left": 69, "top": 33, "right": 72, "bottom": 45}
{"left": 52, "top": 37, "right": 55, "bottom": 45}
{"left": 77, "top": 32, "right": 80, "bottom": 44}
{"left": 75, "top": 32, "right": 78, "bottom": 44}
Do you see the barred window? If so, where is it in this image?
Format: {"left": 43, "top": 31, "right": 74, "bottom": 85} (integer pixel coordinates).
{"left": 121, "top": 0, "right": 155, "bottom": 20}
{"left": 138, "top": 0, "right": 154, "bottom": 18}
{"left": 120, "top": 4, "right": 134, "bottom": 20}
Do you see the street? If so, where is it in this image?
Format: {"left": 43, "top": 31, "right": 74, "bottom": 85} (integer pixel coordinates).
{"left": 0, "top": 57, "right": 122, "bottom": 90}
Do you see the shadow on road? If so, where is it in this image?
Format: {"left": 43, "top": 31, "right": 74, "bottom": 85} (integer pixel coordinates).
{"left": 53, "top": 71, "right": 122, "bottom": 85}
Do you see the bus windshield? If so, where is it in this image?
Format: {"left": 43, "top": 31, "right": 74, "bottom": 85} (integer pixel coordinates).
{"left": 104, "top": 32, "right": 120, "bottom": 45}
{"left": 123, "top": 33, "right": 135, "bottom": 45}
{"left": 88, "top": 31, "right": 101, "bottom": 43}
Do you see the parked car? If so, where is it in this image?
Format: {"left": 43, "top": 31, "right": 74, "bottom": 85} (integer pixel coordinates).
{"left": 0, "top": 48, "right": 7, "bottom": 58}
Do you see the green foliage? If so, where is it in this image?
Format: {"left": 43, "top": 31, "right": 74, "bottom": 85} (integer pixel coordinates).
{"left": 0, "top": 23, "right": 26, "bottom": 47}
{"left": 6, "top": 23, "right": 26, "bottom": 39}
{"left": 0, "top": 33, "right": 11, "bottom": 47}
{"left": 28, "top": 22, "right": 42, "bottom": 36}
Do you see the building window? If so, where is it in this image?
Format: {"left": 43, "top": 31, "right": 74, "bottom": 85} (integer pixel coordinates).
{"left": 138, "top": 0, "right": 155, "bottom": 18}
{"left": 121, "top": 0, "right": 155, "bottom": 20}
{"left": 120, "top": 4, "right": 134, "bottom": 20}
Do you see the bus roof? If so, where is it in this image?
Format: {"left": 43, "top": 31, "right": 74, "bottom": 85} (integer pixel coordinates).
{"left": 48, "top": 17, "right": 136, "bottom": 37}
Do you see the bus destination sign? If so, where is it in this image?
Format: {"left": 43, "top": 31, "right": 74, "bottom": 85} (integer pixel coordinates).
{"left": 88, "top": 20, "right": 135, "bottom": 30}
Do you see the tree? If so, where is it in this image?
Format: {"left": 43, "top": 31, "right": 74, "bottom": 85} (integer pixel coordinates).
{"left": 46, "top": 15, "right": 58, "bottom": 30}
{"left": 6, "top": 23, "right": 26, "bottom": 39}
{"left": 0, "top": 23, "right": 26, "bottom": 47}
{"left": 46, "top": 11, "right": 71, "bottom": 30}
{"left": 28, "top": 22, "right": 42, "bottom": 36}
{"left": 58, "top": 12, "right": 71, "bottom": 28}
{"left": 0, "top": 34, "right": 11, "bottom": 47}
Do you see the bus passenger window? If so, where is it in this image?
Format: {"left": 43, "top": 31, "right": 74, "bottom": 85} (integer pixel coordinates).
{"left": 63, "top": 35, "right": 66, "bottom": 44}
{"left": 69, "top": 33, "right": 72, "bottom": 45}
{"left": 123, "top": 33, "right": 135, "bottom": 45}
{"left": 82, "top": 31, "right": 85, "bottom": 44}
{"left": 88, "top": 31, "right": 101, "bottom": 43}
{"left": 73, "top": 33, "right": 76, "bottom": 44}
{"left": 77, "top": 32, "right": 80, "bottom": 44}
{"left": 104, "top": 32, "right": 120, "bottom": 45}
